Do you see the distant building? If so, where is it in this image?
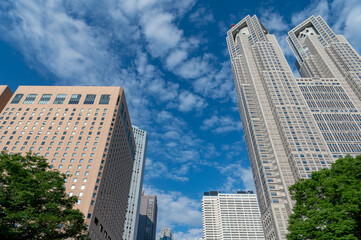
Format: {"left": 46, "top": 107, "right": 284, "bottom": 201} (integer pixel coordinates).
{"left": 159, "top": 228, "right": 174, "bottom": 240}
{"left": 123, "top": 126, "right": 148, "bottom": 240}
{"left": 137, "top": 192, "right": 157, "bottom": 240}
{"left": 0, "top": 86, "right": 136, "bottom": 240}
{"left": 0, "top": 85, "right": 13, "bottom": 113}
{"left": 202, "top": 191, "right": 265, "bottom": 240}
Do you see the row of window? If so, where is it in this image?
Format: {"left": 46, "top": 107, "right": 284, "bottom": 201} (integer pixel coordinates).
{"left": 11, "top": 93, "right": 111, "bottom": 105}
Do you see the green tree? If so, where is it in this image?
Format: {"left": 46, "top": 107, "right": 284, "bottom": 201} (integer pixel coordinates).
{"left": 0, "top": 152, "right": 88, "bottom": 239}
{"left": 287, "top": 155, "right": 361, "bottom": 240}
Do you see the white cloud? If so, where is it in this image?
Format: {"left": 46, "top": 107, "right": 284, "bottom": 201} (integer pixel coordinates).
{"left": 216, "top": 161, "right": 255, "bottom": 193}
{"left": 173, "top": 228, "right": 203, "bottom": 240}
{"left": 189, "top": 7, "right": 214, "bottom": 27}
{"left": 166, "top": 49, "right": 188, "bottom": 68}
{"left": 145, "top": 186, "right": 202, "bottom": 230}
{"left": 330, "top": 0, "right": 361, "bottom": 52}
{"left": 141, "top": 11, "right": 183, "bottom": 57}
{"left": 201, "top": 114, "right": 242, "bottom": 133}
{"left": 291, "top": 0, "right": 330, "bottom": 26}
{"left": 145, "top": 159, "right": 189, "bottom": 182}
{"left": 260, "top": 10, "right": 289, "bottom": 32}
{"left": 193, "top": 61, "right": 235, "bottom": 100}
{"left": 175, "top": 54, "right": 213, "bottom": 79}
{"left": 178, "top": 91, "right": 207, "bottom": 112}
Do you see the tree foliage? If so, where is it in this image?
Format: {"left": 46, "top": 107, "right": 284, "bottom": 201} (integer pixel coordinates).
{"left": 0, "top": 152, "right": 88, "bottom": 239}
{"left": 287, "top": 155, "right": 361, "bottom": 240}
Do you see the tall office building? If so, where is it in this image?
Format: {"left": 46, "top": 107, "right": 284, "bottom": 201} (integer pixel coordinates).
{"left": 0, "top": 85, "right": 13, "bottom": 113}
{"left": 123, "top": 126, "right": 148, "bottom": 240}
{"left": 0, "top": 86, "right": 136, "bottom": 240}
{"left": 159, "top": 228, "right": 174, "bottom": 240}
{"left": 227, "top": 15, "right": 361, "bottom": 239}
{"left": 137, "top": 192, "right": 158, "bottom": 240}
{"left": 202, "top": 191, "right": 264, "bottom": 240}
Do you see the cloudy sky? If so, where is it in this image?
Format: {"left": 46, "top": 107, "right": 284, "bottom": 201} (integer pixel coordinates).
{"left": 1, "top": 0, "right": 361, "bottom": 239}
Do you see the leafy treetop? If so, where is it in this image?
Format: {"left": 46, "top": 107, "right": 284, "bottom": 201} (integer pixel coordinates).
{"left": 0, "top": 152, "right": 88, "bottom": 240}
{"left": 287, "top": 155, "right": 361, "bottom": 240}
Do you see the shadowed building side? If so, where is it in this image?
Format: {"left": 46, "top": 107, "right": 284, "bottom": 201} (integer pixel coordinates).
{"left": 0, "top": 85, "right": 13, "bottom": 113}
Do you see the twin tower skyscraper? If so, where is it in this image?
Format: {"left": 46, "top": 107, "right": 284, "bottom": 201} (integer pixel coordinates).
{"left": 227, "top": 15, "right": 361, "bottom": 239}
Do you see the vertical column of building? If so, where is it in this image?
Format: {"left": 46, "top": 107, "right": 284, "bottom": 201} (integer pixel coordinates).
{"left": 123, "top": 126, "right": 148, "bottom": 240}
{"left": 202, "top": 191, "right": 222, "bottom": 239}
{"left": 137, "top": 192, "right": 158, "bottom": 240}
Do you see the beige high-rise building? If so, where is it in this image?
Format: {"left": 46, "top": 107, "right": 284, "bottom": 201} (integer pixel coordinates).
{"left": 0, "top": 85, "right": 13, "bottom": 113}
{"left": 227, "top": 15, "right": 361, "bottom": 239}
{"left": 0, "top": 86, "right": 136, "bottom": 240}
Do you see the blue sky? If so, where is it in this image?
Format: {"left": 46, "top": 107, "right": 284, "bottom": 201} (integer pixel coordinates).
{"left": 1, "top": 0, "right": 361, "bottom": 239}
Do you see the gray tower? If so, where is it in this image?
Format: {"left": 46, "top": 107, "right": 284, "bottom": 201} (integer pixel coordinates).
{"left": 123, "top": 126, "right": 148, "bottom": 240}
{"left": 137, "top": 192, "right": 157, "bottom": 240}
{"left": 227, "top": 15, "right": 361, "bottom": 239}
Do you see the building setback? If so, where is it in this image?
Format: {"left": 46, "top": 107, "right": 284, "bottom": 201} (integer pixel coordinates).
{"left": 0, "top": 86, "right": 136, "bottom": 240}
{"left": 202, "top": 191, "right": 265, "bottom": 240}
{"left": 137, "top": 192, "right": 157, "bottom": 240}
{"left": 227, "top": 15, "right": 361, "bottom": 239}
{"left": 0, "top": 85, "right": 13, "bottom": 113}
{"left": 123, "top": 126, "right": 148, "bottom": 240}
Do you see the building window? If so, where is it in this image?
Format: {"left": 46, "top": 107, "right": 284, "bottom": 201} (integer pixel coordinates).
{"left": 84, "top": 94, "right": 96, "bottom": 104}
{"left": 38, "top": 94, "right": 52, "bottom": 104}
{"left": 69, "top": 94, "right": 82, "bottom": 104}
{"left": 11, "top": 94, "right": 24, "bottom": 104}
{"left": 54, "top": 94, "right": 67, "bottom": 104}
{"left": 23, "top": 94, "right": 38, "bottom": 104}
{"left": 99, "top": 95, "right": 110, "bottom": 105}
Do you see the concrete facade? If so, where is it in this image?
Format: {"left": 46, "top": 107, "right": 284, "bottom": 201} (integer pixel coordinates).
{"left": 123, "top": 126, "right": 148, "bottom": 240}
{"left": 202, "top": 191, "right": 264, "bottom": 240}
{"left": 227, "top": 15, "right": 361, "bottom": 239}
{"left": 0, "top": 86, "right": 136, "bottom": 240}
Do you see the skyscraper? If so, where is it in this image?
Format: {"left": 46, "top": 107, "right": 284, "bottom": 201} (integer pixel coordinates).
{"left": 0, "top": 86, "right": 136, "bottom": 240}
{"left": 227, "top": 15, "right": 361, "bottom": 239}
{"left": 137, "top": 192, "right": 157, "bottom": 240}
{"left": 202, "top": 191, "right": 265, "bottom": 240}
{"left": 123, "top": 126, "right": 148, "bottom": 240}
{"left": 159, "top": 228, "right": 174, "bottom": 240}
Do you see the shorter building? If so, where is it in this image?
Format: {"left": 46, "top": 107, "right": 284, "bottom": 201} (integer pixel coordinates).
{"left": 159, "top": 228, "right": 174, "bottom": 240}
{"left": 202, "top": 191, "right": 265, "bottom": 240}
{"left": 0, "top": 85, "right": 13, "bottom": 113}
{"left": 137, "top": 192, "right": 157, "bottom": 240}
